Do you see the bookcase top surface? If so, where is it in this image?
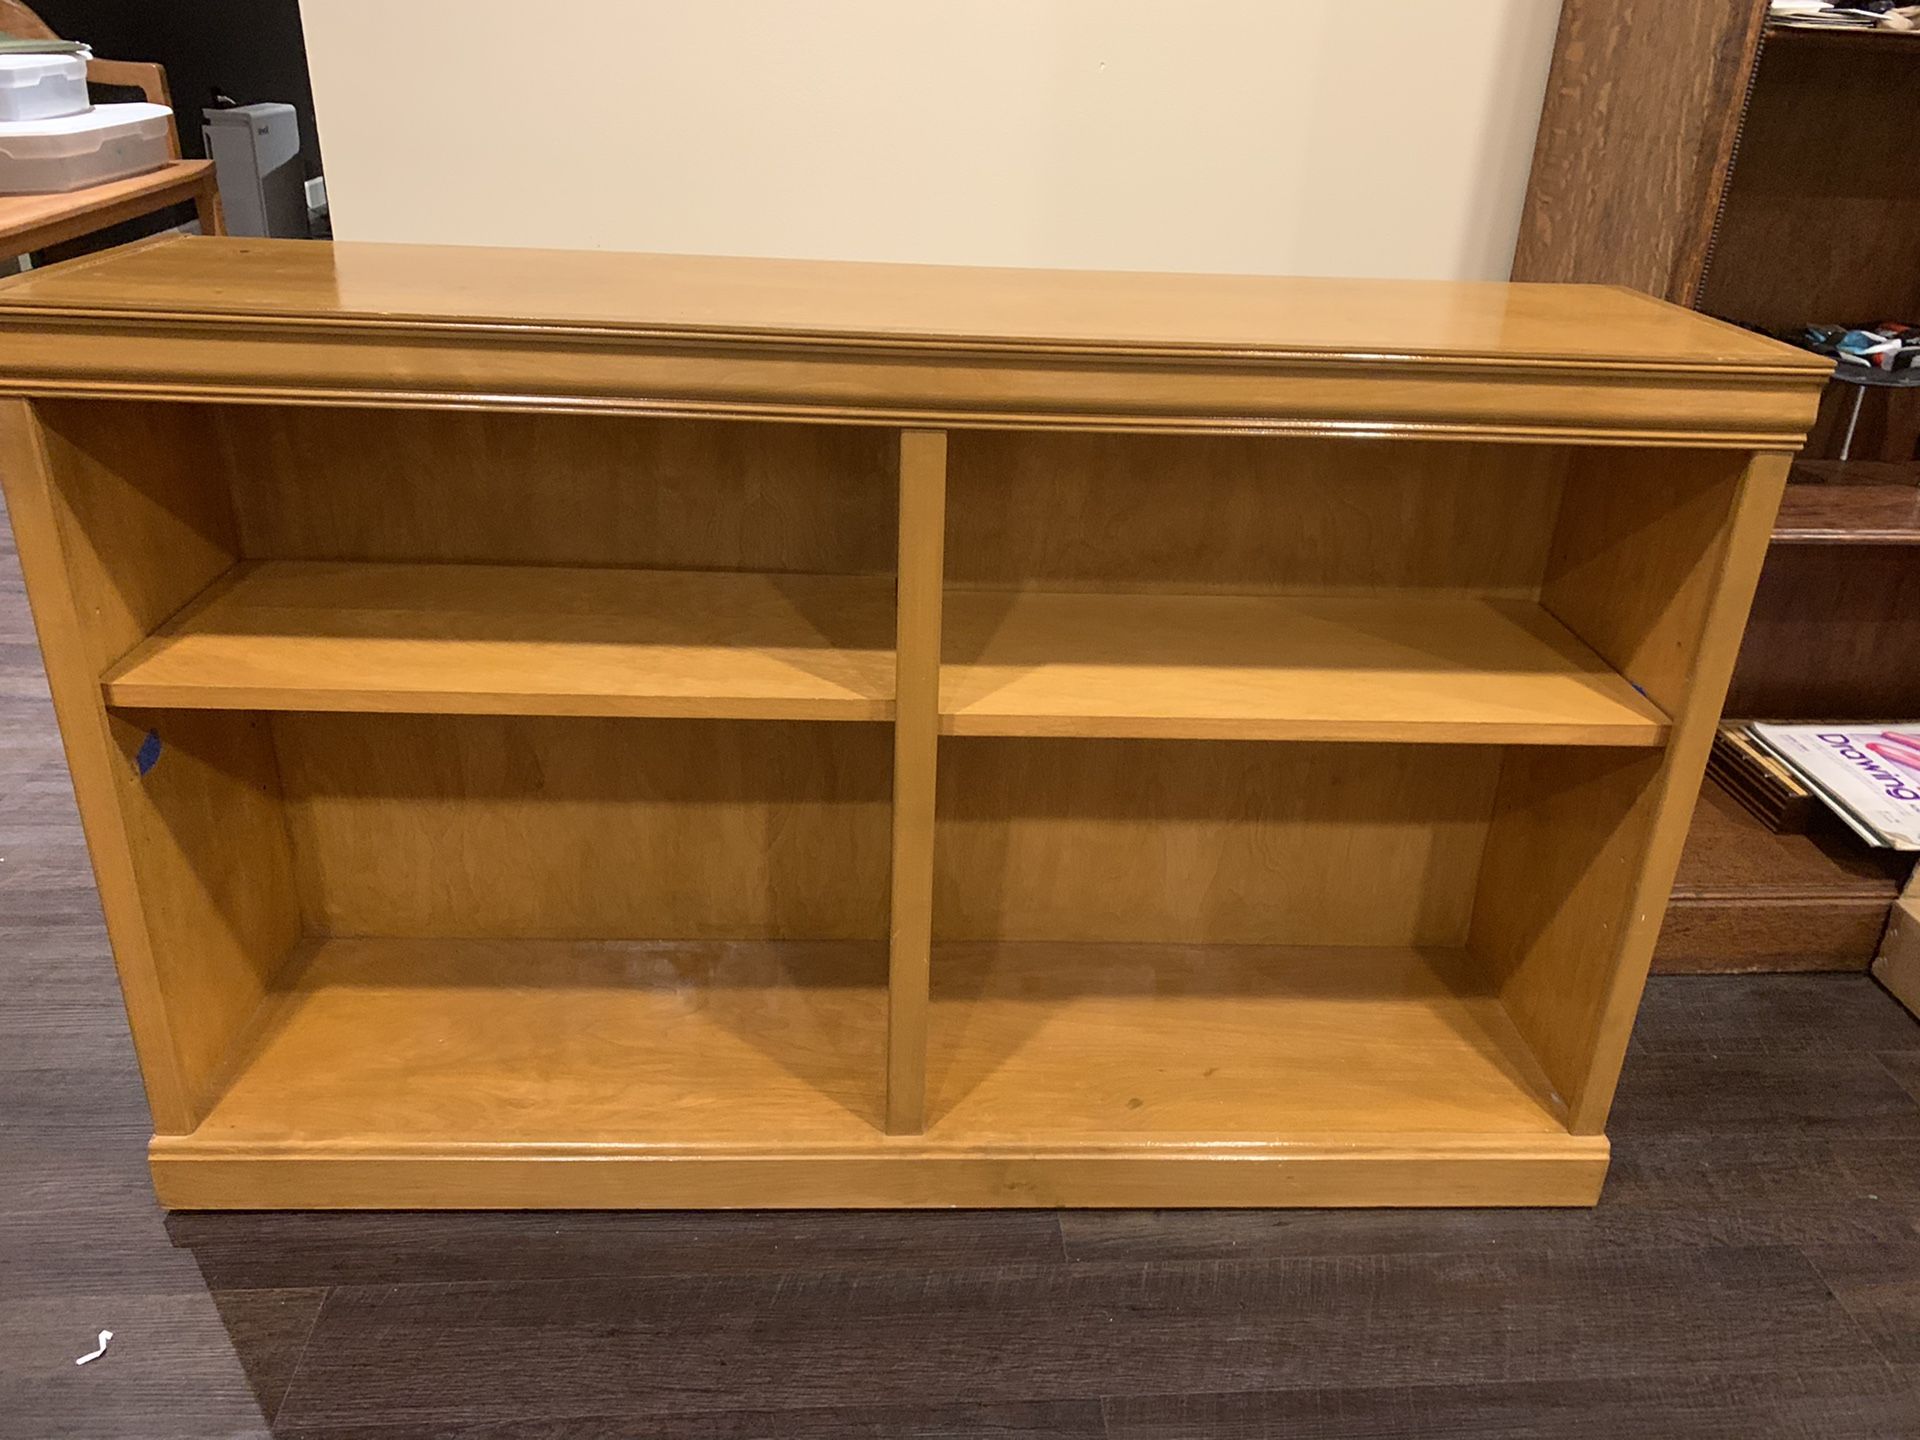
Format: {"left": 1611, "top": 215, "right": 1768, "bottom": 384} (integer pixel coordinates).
{"left": 0, "top": 235, "right": 1822, "bottom": 374}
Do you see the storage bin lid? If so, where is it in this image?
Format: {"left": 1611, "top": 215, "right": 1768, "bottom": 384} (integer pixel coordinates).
{"left": 0, "top": 101, "right": 169, "bottom": 158}
{"left": 0, "top": 51, "right": 89, "bottom": 87}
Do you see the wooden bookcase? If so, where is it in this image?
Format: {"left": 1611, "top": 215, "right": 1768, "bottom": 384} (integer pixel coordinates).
{"left": 1516, "top": 1, "right": 1920, "bottom": 970}
{"left": 0, "top": 237, "right": 1824, "bottom": 1208}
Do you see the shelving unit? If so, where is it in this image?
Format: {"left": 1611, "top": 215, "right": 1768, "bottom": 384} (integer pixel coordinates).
{"left": 1518, "top": 2, "right": 1920, "bottom": 970}
{"left": 0, "top": 237, "right": 1825, "bottom": 1208}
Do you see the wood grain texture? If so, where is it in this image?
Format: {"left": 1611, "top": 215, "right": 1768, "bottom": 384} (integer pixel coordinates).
{"left": 1479, "top": 453, "right": 1792, "bottom": 1133}
{"left": 1540, "top": 447, "right": 1750, "bottom": 718}
{"left": 0, "top": 400, "right": 301, "bottom": 1133}
{"left": 1103, "top": 1368, "right": 1920, "bottom": 1440}
{"left": 255, "top": 1246, "right": 1861, "bottom": 1428}
{"left": 103, "top": 561, "right": 898, "bottom": 721}
{"left": 943, "top": 430, "right": 1568, "bottom": 596}
{"left": 1471, "top": 746, "right": 1666, "bottom": 1101}
{"left": 1511, "top": 0, "right": 1768, "bottom": 303}
{"left": 150, "top": 1139, "right": 1607, "bottom": 1211}
{"left": 924, "top": 943, "right": 1567, "bottom": 1138}
{"left": 1725, "top": 544, "right": 1920, "bottom": 718}
{"left": 1777, "top": 463, "right": 1920, "bottom": 544}
{"left": 163, "top": 1210, "right": 1070, "bottom": 1290}
{"left": 0, "top": 248, "right": 1830, "bottom": 1212}
{"left": 1657, "top": 779, "right": 1912, "bottom": 973}
{"left": 885, "top": 431, "right": 945, "bottom": 1134}
{"left": 0, "top": 162, "right": 220, "bottom": 259}
{"left": 0, "top": 236, "right": 1812, "bottom": 365}
{"left": 270, "top": 712, "right": 890, "bottom": 942}
{"left": 933, "top": 739, "right": 1500, "bottom": 947}
{"left": 939, "top": 590, "right": 1669, "bottom": 744}
{"left": 177, "top": 937, "right": 890, "bottom": 1145}
{"left": 214, "top": 405, "right": 897, "bottom": 575}
{"left": 145, "top": 940, "right": 1605, "bottom": 1213}
{"left": 14, "top": 414, "right": 1920, "bottom": 1438}
{"left": 1700, "top": 31, "right": 1920, "bottom": 330}
{"left": 143, "top": 940, "right": 1595, "bottom": 1209}
{"left": 0, "top": 239, "right": 1829, "bottom": 447}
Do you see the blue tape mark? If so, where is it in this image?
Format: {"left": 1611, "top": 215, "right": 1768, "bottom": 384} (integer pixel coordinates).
{"left": 134, "top": 729, "right": 162, "bottom": 776}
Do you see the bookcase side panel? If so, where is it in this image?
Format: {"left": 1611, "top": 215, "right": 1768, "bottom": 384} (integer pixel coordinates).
{"left": 1472, "top": 449, "right": 1791, "bottom": 1129}
{"left": 4, "top": 400, "right": 303, "bottom": 1129}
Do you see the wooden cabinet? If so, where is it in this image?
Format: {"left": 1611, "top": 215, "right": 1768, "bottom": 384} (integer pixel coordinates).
{"left": 0, "top": 237, "right": 1824, "bottom": 1208}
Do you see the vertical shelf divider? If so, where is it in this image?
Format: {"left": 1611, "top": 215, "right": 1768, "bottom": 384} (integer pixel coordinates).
{"left": 886, "top": 428, "right": 948, "bottom": 1135}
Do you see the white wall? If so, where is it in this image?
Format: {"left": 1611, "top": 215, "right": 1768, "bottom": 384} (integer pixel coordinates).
{"left": 300, "top": 0, "right": 1560, "bottom": 280}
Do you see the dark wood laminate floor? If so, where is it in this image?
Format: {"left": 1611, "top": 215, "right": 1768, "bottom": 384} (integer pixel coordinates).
{"left": 2, "top": 504, "right": 1919, "bottom": 1440}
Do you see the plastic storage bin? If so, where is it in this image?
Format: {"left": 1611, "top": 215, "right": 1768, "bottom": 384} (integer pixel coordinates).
{"left": 0, "top": 52, "right": 89, "bottom": 124}
{"left": 0, "top": 102, "right": 170, "bottom": 194}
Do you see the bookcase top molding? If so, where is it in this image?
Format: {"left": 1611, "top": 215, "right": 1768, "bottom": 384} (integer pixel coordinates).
{"left": 0, "top": 236, "right": 1826, "bottom": 447}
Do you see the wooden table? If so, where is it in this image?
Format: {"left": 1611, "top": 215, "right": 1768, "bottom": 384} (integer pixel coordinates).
{"left": 0, "top": 159, "right": 222, "bottom": 261}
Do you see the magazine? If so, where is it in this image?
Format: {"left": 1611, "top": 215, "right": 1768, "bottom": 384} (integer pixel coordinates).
{"left": 1746, "top": 723, "right": 1920, "bottom": 850}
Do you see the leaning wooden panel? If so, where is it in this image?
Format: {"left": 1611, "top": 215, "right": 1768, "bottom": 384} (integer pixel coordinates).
{"left": 0, "top": 242, "right": 1825, "bottom": 1210}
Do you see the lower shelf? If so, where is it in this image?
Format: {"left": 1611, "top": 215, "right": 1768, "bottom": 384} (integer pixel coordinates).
{"left": 152, "top": 938, "right": 1605, "bottom": 1208}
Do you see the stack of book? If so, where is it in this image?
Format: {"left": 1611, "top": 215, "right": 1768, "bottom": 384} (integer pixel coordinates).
{"left": 1723, "top": 722, "right": 1920, "bottom": 849}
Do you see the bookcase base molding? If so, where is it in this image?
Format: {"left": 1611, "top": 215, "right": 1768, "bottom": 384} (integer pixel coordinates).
{"left": 0, "top": 239, "right": 1825, "bottom": 1209}
{"left": 151, "top": 1143, "right": 1612, "bottom": 1212}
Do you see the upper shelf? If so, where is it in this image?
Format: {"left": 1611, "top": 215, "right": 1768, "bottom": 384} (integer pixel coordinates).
{"left": 103, "top": 561, "right": 896, "bottom": 721}
{"left": 107, "top": 563, "right": 1669, "bottom": 745}
{"left": 0, "top": 238, "right": 1828, "bottom": 448}
{"left": 939, "top": 590, "right": 1671, "bottom": 745}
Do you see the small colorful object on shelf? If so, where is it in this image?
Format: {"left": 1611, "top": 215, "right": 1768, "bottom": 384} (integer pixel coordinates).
{"left": 1795, "top": 322, "right": 1920, "bottom": 372}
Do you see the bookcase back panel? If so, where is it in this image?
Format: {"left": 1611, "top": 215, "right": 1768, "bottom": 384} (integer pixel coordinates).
{"left": 212, "top": 406, "right": 898, "bottom": 576}
{"left": 944, "top": 432, "right": 1569, "bottom": 596}
{"left": 932, "top": 739, "right": 1502, "bottom": 946}
{"left": 271, "top": 713, "right": 891, "bottom": 941}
